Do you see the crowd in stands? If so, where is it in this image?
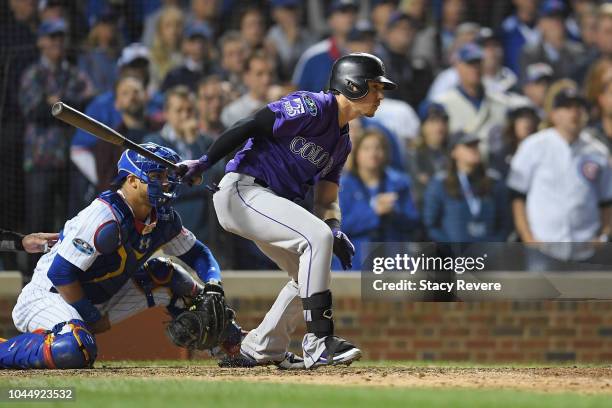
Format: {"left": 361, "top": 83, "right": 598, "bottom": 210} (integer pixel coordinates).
{"left": 1, "top": 0, "right": 612, "bottom": 272}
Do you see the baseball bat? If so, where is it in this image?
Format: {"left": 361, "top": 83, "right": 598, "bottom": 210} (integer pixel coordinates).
{"left": 51, "top": 102, "right": 183, "bottom": 174}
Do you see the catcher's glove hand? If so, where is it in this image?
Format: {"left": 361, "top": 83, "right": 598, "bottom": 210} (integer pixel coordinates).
{"left": 166, "top": 282, "right": 235, "bottom": 350}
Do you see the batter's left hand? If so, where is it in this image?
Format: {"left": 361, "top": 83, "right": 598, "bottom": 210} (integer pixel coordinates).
{"left": 331, "top": 229, "right": 355, "bottom": 270}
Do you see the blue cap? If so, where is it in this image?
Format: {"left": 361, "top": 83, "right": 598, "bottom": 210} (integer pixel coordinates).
{"left": 539, "top": 0, "right": 566, "bottom": 18}
{"left": 347, "top": 20, "right": 376, "bottom": 42}
{"left": 552, "top": 88, "right": 587, "bottom": 109}
{"left": 38, "top": 18, "right": 67, "bottom": 37}
{"left": 420, "top": 103, "right": 449, "bottom": 122}
{"left": 271, "top": 0, "right": 300, "bottom": 8}
{"left": 455, "top": 42, "right": 483, "bottom": 63}
{"left": 386, "top": 12, "right": 417, "bottom": 30}
{"left": 184, "top": 23, "right": 212, "bottom": 40}
{"left": 449, "top": 131, "right": 480, "bottom": 149}
{"left": 330, "top": 0, "right": 358, "bottom": 13}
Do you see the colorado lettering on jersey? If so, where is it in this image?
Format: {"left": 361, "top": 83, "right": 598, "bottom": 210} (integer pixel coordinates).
{"left": 282, "top": 97, "right": 305, "bottom": 117}
{"left": 289, "top": 136, "right": 331, "bottom": 168}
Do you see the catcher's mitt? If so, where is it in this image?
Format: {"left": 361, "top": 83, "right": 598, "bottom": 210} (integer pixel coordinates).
{"left": 166, "top": 282, "right": 235, "bottom": 350}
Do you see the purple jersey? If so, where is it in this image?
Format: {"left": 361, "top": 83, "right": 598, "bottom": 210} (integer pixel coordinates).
{"left": 225, "top": 91, "right": 351, "bottom": 201}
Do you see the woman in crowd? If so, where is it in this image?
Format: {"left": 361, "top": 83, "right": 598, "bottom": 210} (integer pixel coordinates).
{"left": 423, "top": 131, "right": 512, "bottom": 243}
{"left": 78, "top": 13, "right": 122, "bottom": 93}
{"left": 407, "top": 103, "right": 450, "bottom": 208}
{"left": 337, "top": 130, "right": 420, "bottom": 271}
{"left": 149, "top": 6, "right": 185, "bottom": 92}
{"left": 488, "top": 106, "right": 540, "bottom": 178}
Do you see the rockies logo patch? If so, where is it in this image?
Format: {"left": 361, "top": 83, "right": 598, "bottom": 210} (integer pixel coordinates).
{"left": 72, "top": 238, "right": 94, "bottom": 255}
{"left": 301, "top": 95, "right": 318, "bottom": 116}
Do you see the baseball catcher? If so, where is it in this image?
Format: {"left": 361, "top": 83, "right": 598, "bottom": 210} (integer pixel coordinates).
{"left": 0, "top": 143, "right": 242, "bottom": 369}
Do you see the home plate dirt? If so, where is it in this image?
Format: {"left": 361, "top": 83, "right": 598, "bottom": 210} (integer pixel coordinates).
{"left": 3, "top": 366, "right": 612, "bottom": 394}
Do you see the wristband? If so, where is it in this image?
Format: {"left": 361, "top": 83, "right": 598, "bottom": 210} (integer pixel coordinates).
{"left": 69, "top": 298, "right": 102, "bottom": 324}
{"left": 324, "top": 218, "right": 341, "bottom": 231}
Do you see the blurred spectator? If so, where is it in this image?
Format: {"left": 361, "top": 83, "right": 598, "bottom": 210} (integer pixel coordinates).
{"left": 372, "top": 97, "right": 421, "bottom": 149}
{"left": 426, "top": 22, "right": 480, "bottom": 101}
{"left": 566, "top": 0, "right": 598, "bottom": 42}
{"left": 219, "top": 30, "right": 248, "bottom": 96}
{"left": 413, "top": 0, "right": 467, "bottom": 72}
{"left": 292, "top": 0, "right": 358, "bottom": 91}
{"left": 586, "top": 70, "right": 612, "bottom": 153}
{"left": 19, "top": 19, "right": 95, "bottom": 233}
{"left": 488, "top": 106, "right": 539, "bottom": 178}
{"left": 197, "top": 75, "right": 226, "bottom": 140}
{"left": 94, "top": 76, "right": 159, "bottom": 192}
{"left": 573, "top": 2, "right": 599, "bottom": 48}
{"left": 407, "top": 104, "right": 450, "bottom": 208}
{"left": 8, "top": 0, "right": 37, "bottom": 33}
{"left": 500, "top": 0, "right": 540, "bottom": 75}
{"left": 376, "top": 12, "right": 433, "bottom": 108}
{"left": 78, "top": 11, "right": 121, "bottom": 94}
{"left": 423, "top": 131, "right": 511, "bottom": 242}
{"left": 521, "top": 63, "right": 554, "bottom": 118}
{"left": 144, "top": 86, "right": 218, "bottom": 240}
{"left": 571, "top": 3, "right": 612, "bottom": 84}
{"left": 479, "top": 28, "right": 518, "bottom": 96}
{"left": 185, "top": 0, "right": 219, "bottom": 38}
{"left": 371, "top": 0, "right": 398, "bottom": 37}
{"left": 519, "top": 0, "right": 585, "bottom": 84}
{"left": 583, "top": 58, "right": 612, "bottom": 120}
{"left": 221, "top": 51, "right": 273, "bottom": 128}
{"left": 149, "top": 5, "right": 185, "bottom": 92}
{"left": 160, "top": 22, "right": 215, "bottom": 92}
{"left": 142, "top": 0, "right": 182, "bottom": 48}
{"left": 541, "top": 78, "right": 580, "bottom": 127}
{"left": 433, "top": 43, "right": 509, "bottom": 156}
{"left": 507, "top": 89, "right": 611, "bottom": 249}
{"left": 402, "top": 0, "right": 429, "bottom": 28}
{"left": 265, "top": 0, "right": 317, "bottom": 83}
{"left": 337, "top": 130, "right": 420, "bottom": 270}
{"left": 346, "top": 19, "right": 377, "bottom": 54}
{"left": 239, "top": 7, "right": 265, "bottom": 51}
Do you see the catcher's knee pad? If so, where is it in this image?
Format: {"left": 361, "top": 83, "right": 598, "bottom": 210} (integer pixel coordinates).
{"left": 134, "top": 257, "right": 202, "bottom": 307}
{"left": 0, "top": 320, "right": 97, "bottom": 369}
{"left": 302, "top": 290, "right": 334, "bottom": 338}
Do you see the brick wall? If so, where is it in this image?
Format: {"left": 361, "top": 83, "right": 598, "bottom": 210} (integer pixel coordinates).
{"left": 2, "top": 272, "right": 612, "bottom": 362}
{"left": 230, "top": 298, "right": 612, "bottom": 363}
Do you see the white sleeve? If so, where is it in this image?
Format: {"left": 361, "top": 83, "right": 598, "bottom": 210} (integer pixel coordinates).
{"left": 507, "top": 141, "right": 537, "bottom": 194}
{"left": 56, "top": 200, "right": 117, "bottom": 270}
{"left": 162, "top": 227, "right": 197, "bottom": 257}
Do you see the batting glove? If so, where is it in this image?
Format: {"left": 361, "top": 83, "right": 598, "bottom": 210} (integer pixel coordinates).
{"left": 325, "top": 219, "right": 355, "bottom": 270}
{"left": 178, "top": 155, "right": 210, "bottom": 186}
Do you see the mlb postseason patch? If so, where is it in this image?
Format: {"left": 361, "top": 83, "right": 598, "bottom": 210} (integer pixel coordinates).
{"left": 72, "top": 238, "right": 95, "bottom": 255}
{"left": 301, "top": 94, "right": 318, "bottom": 116}
{"left": 282, "top": 97, "right": 305, "bottom": 117}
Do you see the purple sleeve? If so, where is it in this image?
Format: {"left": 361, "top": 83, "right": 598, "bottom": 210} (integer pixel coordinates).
{"left": 267, "top": 92, "right": 323, "bottom": 138}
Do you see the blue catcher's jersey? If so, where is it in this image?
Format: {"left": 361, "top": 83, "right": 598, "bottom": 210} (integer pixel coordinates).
{"left": 30, "top": 190, "right": 197, "bottom": 304}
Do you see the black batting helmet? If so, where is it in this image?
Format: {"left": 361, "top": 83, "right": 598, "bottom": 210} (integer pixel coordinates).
{"left": 328, "top": 53, "right": 397, "bottom": 100}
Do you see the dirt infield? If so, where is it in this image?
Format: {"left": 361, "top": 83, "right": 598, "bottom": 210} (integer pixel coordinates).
{"left": 2, "top": 365, "right": 612, "bottom": 394}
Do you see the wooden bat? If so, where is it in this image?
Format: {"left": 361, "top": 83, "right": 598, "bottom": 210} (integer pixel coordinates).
{"left": 51, "top": 102, "right": 183, "bottom": 174}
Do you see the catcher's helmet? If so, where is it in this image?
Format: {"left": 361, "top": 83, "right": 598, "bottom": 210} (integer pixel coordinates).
{"left": 328, "top": 53, "right": 397, "bottom": 100}
{"left": 115, "top": 143, "right": 182, "bottom": 219}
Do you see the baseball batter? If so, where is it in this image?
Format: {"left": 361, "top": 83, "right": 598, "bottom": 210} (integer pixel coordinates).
{"left": 1, "top": 143, "right": 239, "bottom": 369}
{"left": 181, "top": 53, "right": 397, "bottom": 368}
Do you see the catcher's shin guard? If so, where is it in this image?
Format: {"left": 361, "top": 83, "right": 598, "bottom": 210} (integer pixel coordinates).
{"left": 0, "top": 320, "right": 97, "bottom": 369}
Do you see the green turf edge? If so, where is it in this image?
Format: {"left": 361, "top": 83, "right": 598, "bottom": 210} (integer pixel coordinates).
{"left": 0, "top": 377, "right": 610, "bottom": 408}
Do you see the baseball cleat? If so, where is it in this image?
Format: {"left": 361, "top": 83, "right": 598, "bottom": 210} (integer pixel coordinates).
{"left": 218, "top": 350, "right": 303, "bottom": 369}
{"left": 310, "top": 336, "right": 362, "bottom": 368}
